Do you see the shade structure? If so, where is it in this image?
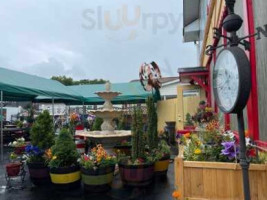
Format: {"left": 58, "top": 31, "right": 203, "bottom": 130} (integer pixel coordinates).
{"left": 69, "top": 82, "right": 152, "bottom": 104}
{"left": 0, "top": 67, "right": 84, "bottom": 101}
{"left": 35, "top": 82, "right": 152, "bottom": 105}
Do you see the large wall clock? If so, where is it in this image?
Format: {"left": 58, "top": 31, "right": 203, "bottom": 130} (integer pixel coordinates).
{"left": 213, "top": 47, "right": 251, "bottom": 114}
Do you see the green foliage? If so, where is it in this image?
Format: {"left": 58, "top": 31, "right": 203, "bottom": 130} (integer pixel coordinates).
{"left": 131, "top": 107, "right": 145, "bottom": 160}
{"left": 146, "top": 96, "right": 158, "bottom": 150}
{"left": 153, "top": 140, "right": 171, "bottom": 161}
{"left": 24, "top": 103, "right": 35, "bottom": 123}
{"left": 117, "top": 114, "right": 127, "bottom": 130}
{"left": 30, "top": 110, "right": 54, "bottom": 150}
{"left": 14, "top": 120, "right": 23, "bottom": 128}
{"left": 185, "top": 113, "right": 194, "bottom": 126}
{"left": 92, "top": 117, "right": 103, "bottom": 131}
{"left": 49, "top": 128, "right": 79, "bottom": 168}
{"left": 51, "top": 75, "right": 107, "bottom": 86}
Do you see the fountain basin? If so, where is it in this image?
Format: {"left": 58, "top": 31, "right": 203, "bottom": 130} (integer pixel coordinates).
{"left": 75, "top": 130, "right": 131, "bottom": 149}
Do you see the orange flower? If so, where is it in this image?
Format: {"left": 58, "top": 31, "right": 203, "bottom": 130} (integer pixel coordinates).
{"left": 45, "top": 149, "right": 52, "bottom": 159}
{"left": 184, "top": 133, "right": 191, "bottom": 138}
{"left": 245, "top": 130, "right": 249, "bottom": 137}
{"left": 172, "top": 190, "right": 181, "bottom": 198}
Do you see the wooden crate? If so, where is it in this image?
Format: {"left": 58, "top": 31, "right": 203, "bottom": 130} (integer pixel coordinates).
{"left": 174, "top": 157, "right": 267, "bottom": 200}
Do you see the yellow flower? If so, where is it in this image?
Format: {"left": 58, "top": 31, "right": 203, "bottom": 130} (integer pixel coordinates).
{"left": 194, "top": 148, "right": 201, "bottom": 155}
{"left": 52, "top": 156, "right": 57, "bottom": 160}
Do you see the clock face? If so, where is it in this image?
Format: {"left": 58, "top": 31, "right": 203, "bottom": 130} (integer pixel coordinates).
{"left": 213, "top": 49, "right": 240, "bottom": 112}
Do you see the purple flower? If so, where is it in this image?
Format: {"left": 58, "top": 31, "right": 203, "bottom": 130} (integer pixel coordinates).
{"left": 221, "top": 141, "right": 239, "bottom": 160}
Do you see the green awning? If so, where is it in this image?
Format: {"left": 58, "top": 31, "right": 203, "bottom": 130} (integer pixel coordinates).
{"left": 69, "top": 82, "right": 152, "bottom": 104}
{"left": 35, "top": 82, "right": 152, "bottom": 105}
{"left": 0, "top": 67, "right": 84, "bottom": 102}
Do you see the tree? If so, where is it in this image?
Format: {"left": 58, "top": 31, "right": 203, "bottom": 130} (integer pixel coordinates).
{"left": 30, "top": 110, "right": 54, "bottom": 150}
{"left": 51, "top": 76, "right": 107, "bottom": 86}
{"left": 51, "top": 76, "right": 74, "bottom": 86}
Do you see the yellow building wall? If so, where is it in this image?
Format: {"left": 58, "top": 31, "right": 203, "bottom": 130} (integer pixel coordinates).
{"left": 176, "top": 85, "right": 206, "bottom": 130}
{"left": 157, "top": 85, "right": 206, "bottom": 132}
{"left": 157, "top": 98, "right": 177, "bottom": 132}
{"left": 201, "top": 0, "right": 226, "bottom": 66}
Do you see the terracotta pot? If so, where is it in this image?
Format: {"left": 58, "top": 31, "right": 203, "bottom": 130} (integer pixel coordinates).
{"left": 49, "top": 165, "right": 81, "bottom": 190}
{"left": 113, "top": 145, "right": 131, "bottom": 156}
{"left": 154, "top": 155, "right": 170, "bottom": 176}
{"left": 6, "top": 162, "right": 21, "bottom": 176}
{"left": 119, "top": 162, "right": 154, "bottom": 186}
{"left": 81, "top": 165, "right": 115, "bottom": 192}
{"left": 27, "top": 162, "right": 51, "bottom": 186}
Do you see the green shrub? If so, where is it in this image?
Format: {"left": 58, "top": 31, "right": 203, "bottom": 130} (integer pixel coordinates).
{"left": 30, "top": 110, "right": 54, "bottom": 150}
{"left": 49, "top": 128, "right": 79, "bottom": 168}
{"left": 131, "top": 107, "right": 145, "bottom": 160}
{"left": 146, "top": 96, "right": 158, "bottom": 150}
{"left": 92, "top": 117, "right": 103, "bottom": 131}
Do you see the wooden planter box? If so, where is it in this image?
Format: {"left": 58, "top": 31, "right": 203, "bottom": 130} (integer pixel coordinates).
{"left": 175, "top": 157, "right": 267, "bottom": 200}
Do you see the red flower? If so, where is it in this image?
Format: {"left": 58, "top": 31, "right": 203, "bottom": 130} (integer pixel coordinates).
{"left": 137, "top": 158, "right": 144, "bottom": 163}
{"left": 247, "top": 149, "right": 256, "bottom": 157}
{"left": 83, "top": 155, "right": 89, "bottom": 161}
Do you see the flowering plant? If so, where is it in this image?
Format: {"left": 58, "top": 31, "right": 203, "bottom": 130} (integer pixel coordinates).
{"left": 192, "top": 101, "right": 217, "bottom": 125}
{"left": 153, "top": 140, "right": 171, "bottom": 161}
{"left": 118, "top": 139, "right": 131, "bottom": 146}
{"left": 79, "top": 144, "right": 116, "bottom": 169}
{"left": 8, "top": 137, "right": 26, "bottom": 147}
{"left": 9, "top": 152, "right": 18, "bottom": 161}
{"left": 24, "top": 144, "right": 52, "bottom": 164}
{"left": 70, "top": 113, "right": 80, "bottom": 124}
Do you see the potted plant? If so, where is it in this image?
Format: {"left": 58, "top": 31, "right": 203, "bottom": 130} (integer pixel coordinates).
{"left": 70, "top": 112, "right": 81, "bottom": 135}
{"left": 119, "top": 107, "right": 154, "bottom": 186}
{"left": 26, "top": 110, "right": 54, "bottom": 185}
{"left": 79, "top": 144, "right": 116, "bottom": 192}
{"left": 146, "top": 96, "right": 171, "bottom": 176}
{"left": 153, "top": 140, "right": 171, "bottom": 176}
{"left": 48, "top": 128, "right": 80, "bottom": 190}
{"left": 113, "top": 139, "right": 131, "bottom": 156}
{"left": 184, "top": 113, "right": 195, "bottom": 130}
{"left": 9, "top": 137, "right": 26, "bottom": 155}
{"left": 175, "top": 120, "right": 267, "bottom": 200}
{"left": 6, "top": 152, "right": 21, "bottom": 177}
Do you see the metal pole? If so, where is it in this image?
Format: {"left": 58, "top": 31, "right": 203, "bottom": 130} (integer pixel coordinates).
{"left": 82, "top": 102, "right": 86, "bottom": 129}
{"left": 237, "top": 111, "right": 251, "bottom": 200}
{"left": 1, "top": 91, "right": 3, "bottom": 162}
{"left": 52, "top": 97, "right": 55, "bottom": 126}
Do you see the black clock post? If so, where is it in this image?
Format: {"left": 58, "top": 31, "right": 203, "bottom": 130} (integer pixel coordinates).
{"left": 205, "top": 0, "right": 260, "bottom": 199}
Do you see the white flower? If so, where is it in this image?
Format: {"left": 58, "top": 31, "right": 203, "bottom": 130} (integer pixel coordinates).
{"left": 13, "top": 141, "right": 17, "bottom": 146}
{"left": 8, "top": 142, "right": 12, "bottom": 146}
{"left": 246, "top": 137, "right": 251, "bottom": 146}
{"left": 223, "top": 130, "right": 235, "bottom": 140}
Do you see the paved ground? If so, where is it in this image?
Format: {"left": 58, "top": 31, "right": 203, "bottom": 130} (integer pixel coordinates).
{"left": 0, "top": 148, "right": 175, "bottom": 200}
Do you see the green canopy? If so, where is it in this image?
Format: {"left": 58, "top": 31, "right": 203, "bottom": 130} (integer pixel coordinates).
{"left": 0, "top": 67, "right": 84, "bottom": 101}
{"left": 35, "top": 82, "right": 152, "bottom": 104}
{"left": 69, "top": 82, "right": 152, "bottom": 104}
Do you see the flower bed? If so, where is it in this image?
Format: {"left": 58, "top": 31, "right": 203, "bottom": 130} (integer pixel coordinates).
{"left": 174, "top": 103, "right": 267, "bottom": 200}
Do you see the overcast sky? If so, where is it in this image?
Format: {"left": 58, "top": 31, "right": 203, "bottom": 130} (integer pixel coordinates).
{"left": 0, "top": 0, "right": 197, "bottom": 83}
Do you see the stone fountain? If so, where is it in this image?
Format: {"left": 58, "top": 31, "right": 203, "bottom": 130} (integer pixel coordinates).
{"left": 75, "top": 82, "right": 131, "bottom": 148}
